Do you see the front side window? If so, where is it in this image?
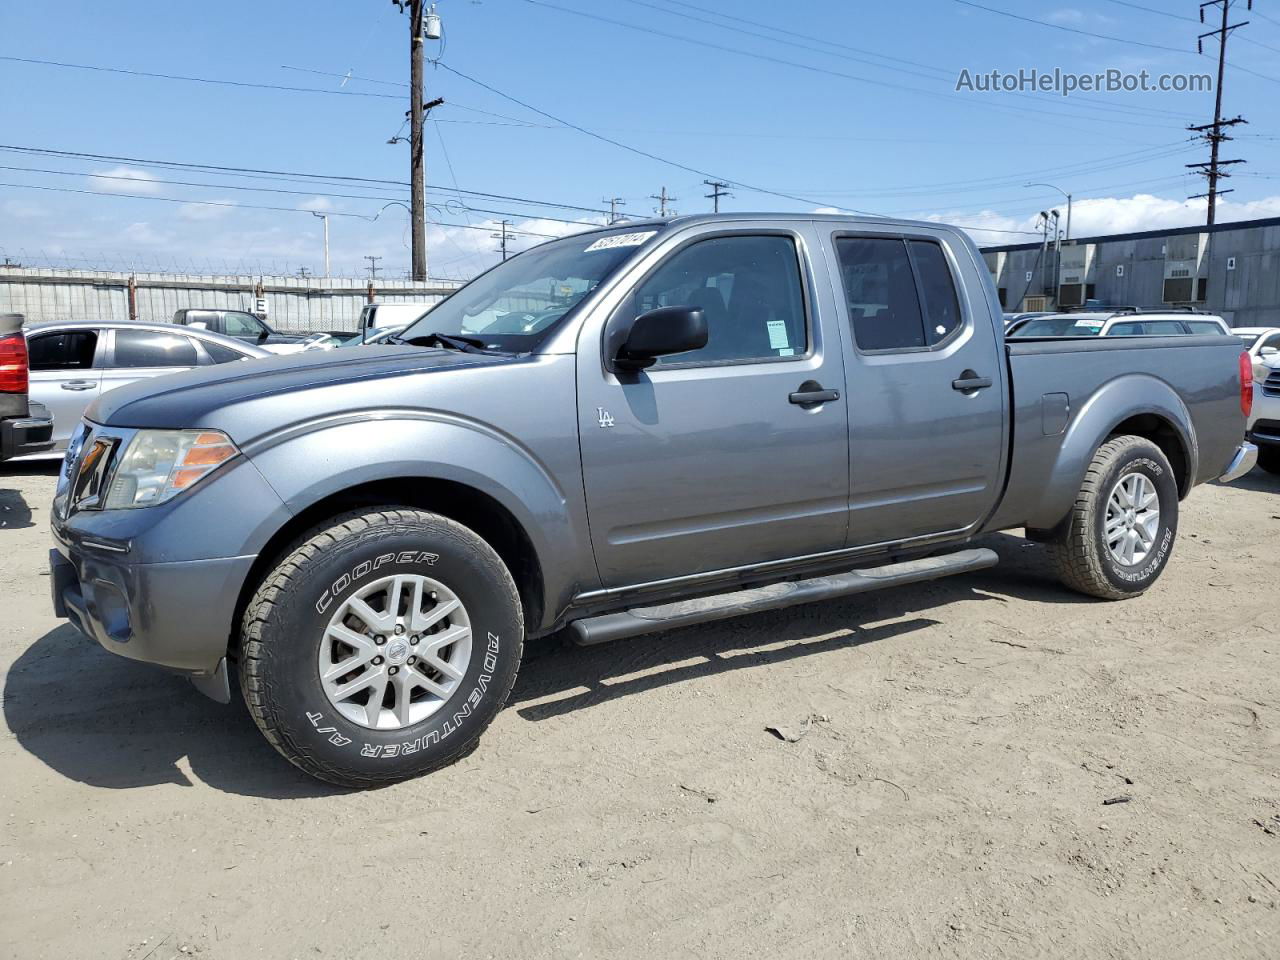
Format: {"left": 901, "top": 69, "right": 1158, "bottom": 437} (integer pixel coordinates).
{"left": 222, "top": 312, "right": 264, "bottom": 337}
{"left": 631, "top": 234, "right": 807, "bottom": 365}
{"left": 27, "top": 331, "right": 98, "bottom": 371}
{"left": 112, "top": 331, "right": 199, "bottom": 368}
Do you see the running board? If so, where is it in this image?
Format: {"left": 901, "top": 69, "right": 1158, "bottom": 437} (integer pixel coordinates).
{"left": 569, "top": 548, "right": 998, "bottom": 646}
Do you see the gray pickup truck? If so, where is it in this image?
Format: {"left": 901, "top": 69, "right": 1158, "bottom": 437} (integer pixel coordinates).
{"left": 48, "top": 214, "right": 1257, "bottom": 787}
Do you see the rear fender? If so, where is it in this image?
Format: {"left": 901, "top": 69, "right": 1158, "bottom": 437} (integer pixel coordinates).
{"left": 1026, "top": 374, "right": 1196, "bottom": 530}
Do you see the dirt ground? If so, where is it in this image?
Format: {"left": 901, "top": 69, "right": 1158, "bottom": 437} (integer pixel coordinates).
{"left": 1, "top": 462, "right": 1277, "bottom": 960}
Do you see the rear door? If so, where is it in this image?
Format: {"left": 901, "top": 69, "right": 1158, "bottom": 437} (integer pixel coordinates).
{"left": 577, "top": 226, "right": 850, "bottom": 587}
{"left": 26, "top": 328, "right": 104, "bottom": 452}
{"left": 826, "top": 229, "right": 1007, "bottom": 548}
{"left": 100, "top": 328, "right": 202, "bottom": 397}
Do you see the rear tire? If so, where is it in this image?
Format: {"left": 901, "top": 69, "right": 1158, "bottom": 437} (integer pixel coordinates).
{"left": 239, "top": 507, "right": 523, "bottom": 788}
{"left": 1258, "top": 445, "right": 1280, "bottom": 475}
{"left": 1046, "top": 436, "right": 1179, "bottom": 600}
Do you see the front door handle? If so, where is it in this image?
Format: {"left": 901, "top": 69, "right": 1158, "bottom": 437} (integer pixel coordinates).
{"left": 60, "top": 380, "right": 97, "bottom": 391}
{"left": 789, "top": 380, "right": 840, "bottom": 407}
{"left": 952, "top": 371, "right": 993, "bottom": 393}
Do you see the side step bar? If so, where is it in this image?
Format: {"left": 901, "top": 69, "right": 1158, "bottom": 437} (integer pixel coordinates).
{"left": 570, "top": 547, "right": 998, "bottom": 646}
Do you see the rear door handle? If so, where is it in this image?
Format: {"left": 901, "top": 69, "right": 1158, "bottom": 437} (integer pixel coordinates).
{"left": 952, "top": 371, "right": 993, "bottom": 393}
{"left": 789, "top": 380, "right": 840, "bottom": 407}
{"left": 60, "top": 380, "right": 97, "bottom": 391}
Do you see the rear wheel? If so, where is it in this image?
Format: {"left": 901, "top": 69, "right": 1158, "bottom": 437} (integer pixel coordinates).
{"left": 1046, "top": 435, "right": 1179, "bottom": 600}
{"left": 239, "top": 507, "right": 523, "bottom": 787}
{"left": 1258, "top": 445, "right": 1280, "bottom": 475}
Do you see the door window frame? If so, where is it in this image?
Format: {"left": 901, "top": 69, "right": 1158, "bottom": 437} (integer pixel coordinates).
{"left": 830, "top": 230, "right": 972, "bottom": 356}
{"left": 602, "top": 228, "right": 818, "bottom": 373}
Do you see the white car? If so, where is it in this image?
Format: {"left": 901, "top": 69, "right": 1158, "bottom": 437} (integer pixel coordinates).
{"left": 17, "top": 320, "right": 269, "bottom": 460}
{"left": 356, "top": 302, "right": 435, "bottom": 338}
{"left": 1232, "top": 326, "right": 1280, "bottom": 379}
{"left": 1007, "top": 311, "right": 1231, "bottom": 338}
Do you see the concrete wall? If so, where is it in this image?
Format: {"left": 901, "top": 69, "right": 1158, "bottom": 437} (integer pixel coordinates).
{"left": 0, "top": 268, "right": 463, "bottom": 333}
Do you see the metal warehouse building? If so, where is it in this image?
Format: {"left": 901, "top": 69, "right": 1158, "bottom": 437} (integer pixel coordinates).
{"left": 982, "top": 215, "right": 1280, "bottom": 327}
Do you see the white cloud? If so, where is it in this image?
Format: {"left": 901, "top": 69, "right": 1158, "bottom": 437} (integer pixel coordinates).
{"left": 1, "top": 198, "right": 47, "bottom": 219}
{"left": 178, "top": 201, "right": 232, "bottom": 222}
{"left": 297, "top": 196, "right": 334, "bottom": 213}
{"left": 87, "top": 166, "right": 163, "bottom": 195}
{"left": 919, "top": 193, "right": 1280, "bottom": 246}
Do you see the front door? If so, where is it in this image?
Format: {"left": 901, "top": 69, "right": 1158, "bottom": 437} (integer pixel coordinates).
{"left": 26, "top": 328, "right": 104, "bottom": 453}
{"left": 827, "top": 231, "right": 1007, "bottom": 547}
{"left": 578, "top": 230, "right": 850, "bottom": 588}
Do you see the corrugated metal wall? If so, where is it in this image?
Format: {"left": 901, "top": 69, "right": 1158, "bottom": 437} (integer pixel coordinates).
{"left": 0, "top": 269, "right": 463, "bottom": 333}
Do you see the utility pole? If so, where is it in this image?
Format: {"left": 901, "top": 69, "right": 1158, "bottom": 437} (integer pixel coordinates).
{"left": 297, "top": 266, "right": 312, "bottom": 279}
{"left": 491, "top": 220, "right": 511, "bottom": 261}
{"left": 395, "top": 0, "right": 441, "bottom": 281}
{"left": 703, "top": 179, "right": 731, "bottom": 213}
{"left": 364, "top": 255, "right": 382, "bottom": 280}
{"left": 650, "top": 186, "right": 677, "bottom": 217}
{"left": 603, "top": 197, "right": 626, "bottom": 224}
{"left": 1038, "top": 211, "right": 1051, "bottom": 303}
{"left": 311, "top": 212, "right": 330, "bottom": 278}
{"left": 1188, "top": 0, "right": 1251, "bottom": 226}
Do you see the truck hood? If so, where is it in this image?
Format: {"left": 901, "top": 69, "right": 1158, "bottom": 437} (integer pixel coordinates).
{"left": 87, "top": 345, "right": 521, "bottom": 439}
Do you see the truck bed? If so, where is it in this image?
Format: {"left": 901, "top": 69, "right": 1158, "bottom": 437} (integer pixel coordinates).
{"left": 986, "top": 334, "right": 1246, "bottom": 533}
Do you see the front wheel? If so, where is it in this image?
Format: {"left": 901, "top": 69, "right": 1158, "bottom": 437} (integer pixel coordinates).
{"left": 239, "top": 507, "right": 523, "bottom": 787}
{"left": 1046, "top": 435, "right": 1179, "bottom": 600}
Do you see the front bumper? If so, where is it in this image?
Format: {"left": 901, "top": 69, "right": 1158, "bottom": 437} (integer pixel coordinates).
{"left": 50, "top": 541, "right": 255, "bottom": 676}
{"left": 1218, "top": 441, "right": 1258, "bottom": 483}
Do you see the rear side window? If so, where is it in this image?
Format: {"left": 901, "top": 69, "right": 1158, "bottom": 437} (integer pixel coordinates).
{"left": 201, "top": 340, "right": 247, "bottom": 364}
{"left": 835, "top": 237, "right": 925, "bottom": 350}
{"left": 112, "top": 331, "right": 199, "bottom": 368}
{"left": 633, "top": 234, "right": 807, "bottom": 364}
{"left": 908, "top": 240, "right": 962, "bottom": 345}
{"left": 27, "top": 331, "right": 98, "bottom": 371}
{"left": 1185, "top": 320, "right": 1223, "bottom": 334}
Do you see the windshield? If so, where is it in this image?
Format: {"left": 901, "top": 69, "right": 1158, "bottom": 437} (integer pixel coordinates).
{"left": 1012, "top": 317, "right": 1105, "bottom": 337}
{"left": 400, "top": 228, "right": 662, "bottom": 351}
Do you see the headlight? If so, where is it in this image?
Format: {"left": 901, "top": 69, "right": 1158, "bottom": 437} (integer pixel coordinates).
{"left": 104, "top": 429, "right": 239, "bottom": 509}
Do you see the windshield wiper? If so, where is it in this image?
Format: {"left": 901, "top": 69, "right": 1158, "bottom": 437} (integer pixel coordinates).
{"left": 405, "top": 331, "right": 492, "bottom": 353}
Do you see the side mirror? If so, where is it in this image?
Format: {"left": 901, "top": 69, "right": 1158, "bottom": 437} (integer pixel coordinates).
{"left": 1261, "top": 346, "right": 1278, "bottom": 357}
{"left": 257, "top": 329, "right": 269, "bottom": 341}
{"left": 615, "top": 306, "right": 707, "bottom": 371}
{"left": 188, "top": 321, "right": 208, "bottom": 330}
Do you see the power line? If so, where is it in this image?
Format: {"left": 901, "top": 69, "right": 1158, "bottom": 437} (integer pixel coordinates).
{"left": 520, "top": 0, "right": 1197, "bottom": 129}
{"left": 950, "top": 0, "right": 1280, "bottom": 85}
{"left": 0, "top": 54, "right": 404, "bottom": 99}
{"left": 0, "top": 143, "right": 612, "bottom": 215}
{"left": 622, "top": 0, "right": 1195, "bottom": 122}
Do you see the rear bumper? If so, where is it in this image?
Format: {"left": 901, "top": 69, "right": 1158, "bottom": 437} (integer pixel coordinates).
{"left": 50, "top": 542, "right": 255, "bottom": 675}
{"left": 1218, "top": 441, "right": 1258, "bottom": 483}
{"left": 0, "top": 410, "right": 54, "bottom": 461}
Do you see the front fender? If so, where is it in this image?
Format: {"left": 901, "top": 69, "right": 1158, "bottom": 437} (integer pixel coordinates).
{"left": 1024, "top": 374, "right": 1197, "bottom": 530}
{"left": 242, "top": 410, "right": 593, "bottom": 622}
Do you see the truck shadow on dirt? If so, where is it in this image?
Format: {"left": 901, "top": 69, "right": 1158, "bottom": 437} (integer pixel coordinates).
{"left": 3, "top": 625, "right": 347, "bottom": 799}
{"left": 509, "top": 532, "right": 1087, "bottom": 721}
{"left": 5, "top": 533, "right": 1080, "bottom": 795}
{"left": 0, "top": 462, "right": 59, "bottom": 530}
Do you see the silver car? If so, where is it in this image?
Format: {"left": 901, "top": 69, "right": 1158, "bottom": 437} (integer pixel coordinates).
{"left": 15, "top": 320, "right": 269, "bottom": 461}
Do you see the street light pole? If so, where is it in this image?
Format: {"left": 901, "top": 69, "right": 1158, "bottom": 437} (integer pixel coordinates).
{"left": 311, "top": 212, "right": 330, "bottom": 278}
{"left": 1026, "top": 182, "right": 1072, "bottom": 240}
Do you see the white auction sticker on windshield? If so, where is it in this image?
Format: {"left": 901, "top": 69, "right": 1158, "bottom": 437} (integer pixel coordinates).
{"left": 584, "top": 231, "right": 657, "bottom": 252}
{"left": 1075, "top": 319, "right": 1105, "bottom": 328}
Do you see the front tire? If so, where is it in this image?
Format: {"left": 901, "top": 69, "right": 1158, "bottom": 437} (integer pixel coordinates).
{"left": 239, "top": 507, "right": 523, "bottom": 787}
{"left": 1046, "top": 436, "right": 1179, "bottom": 600}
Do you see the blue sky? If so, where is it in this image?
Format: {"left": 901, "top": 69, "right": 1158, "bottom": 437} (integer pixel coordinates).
{"left": 1, "top": 0, "right": 1277, "bottom": 279}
